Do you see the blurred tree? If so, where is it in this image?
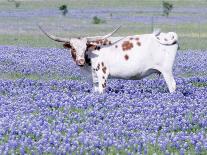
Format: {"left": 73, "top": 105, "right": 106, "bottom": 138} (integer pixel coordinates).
{"left": 15, "top": 1, "right": 20, "bottom": 8}
{"left": 162, "top": 1, "right": 173, "bottom": 17}
{"left": 59, "top": 4, "right": 68, "bottom": 16}
{"left": 8, "top": 0, "right": 21, "bottom": 8}
{"left": 92, "top": 16, "right": 106, "bottom": 24}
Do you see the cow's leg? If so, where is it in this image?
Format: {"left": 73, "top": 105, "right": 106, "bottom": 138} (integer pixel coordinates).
{"left": 91, "top": 68, "right": 99, "bottom": 92}
{"left": 92, "top": 62, "right": 109, "bottom": 93}
{"left": 162, "top": 71, "right": 176, "bottom": 93}
{"left": 97, "top": 70, "right": 109, "bottom": 94}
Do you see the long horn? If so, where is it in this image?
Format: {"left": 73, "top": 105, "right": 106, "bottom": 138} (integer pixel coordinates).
{"left": 86, "top": 25, "right": 121, "bottom": 41}
{"left": 38, "top": 25, "right": 70, "bottom": 42}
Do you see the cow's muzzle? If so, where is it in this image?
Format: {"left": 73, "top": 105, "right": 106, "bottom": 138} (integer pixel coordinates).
{"left": 76, "top": 59, "right": 85, "bottom": 66}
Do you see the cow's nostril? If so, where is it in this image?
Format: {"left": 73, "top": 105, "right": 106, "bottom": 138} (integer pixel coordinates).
{"left": 77, "top": 59, "right": 85, "bottom": 66}
{"left": 80, "top": 59, "right": 85, "bottom": 64}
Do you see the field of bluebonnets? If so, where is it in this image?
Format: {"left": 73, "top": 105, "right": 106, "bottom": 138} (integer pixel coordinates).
{"left": 0, "top": 0, "right": 207, "bottom": 154}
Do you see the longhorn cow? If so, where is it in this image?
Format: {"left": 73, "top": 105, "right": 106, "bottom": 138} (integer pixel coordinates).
{"left": 39, "top": 26, "right": 179, "bottom": 93}
{"left": 38, "top": 25, "right": 121, "bottom": 66}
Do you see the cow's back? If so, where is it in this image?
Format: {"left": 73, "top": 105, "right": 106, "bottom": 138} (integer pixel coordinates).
{"left": 97, "top": 34, "right": 154, "bottom": 79}
{"left": 93, "top": 33, "right": 178, "bottom": 79}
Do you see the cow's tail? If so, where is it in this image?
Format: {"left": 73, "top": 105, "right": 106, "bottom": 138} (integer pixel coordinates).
{"left": 167, "top": 32, "right": 178, "bottom": 44}
{"left": 153, "top": 30, "right": 178, "bottom": 46}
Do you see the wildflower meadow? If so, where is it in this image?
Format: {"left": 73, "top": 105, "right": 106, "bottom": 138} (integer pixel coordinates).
{"left": 0, "top": 0, "right": 207, "bottom": 154}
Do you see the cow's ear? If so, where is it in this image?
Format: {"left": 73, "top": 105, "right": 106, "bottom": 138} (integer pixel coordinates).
{"left": 86, "top": 43, "right": 100, "bottom": 51}
{"left": 63, "top": 42, "right": 71, "bottom": 49}
{"left": 86, "top": 43, "right": 96, "bottom": 48}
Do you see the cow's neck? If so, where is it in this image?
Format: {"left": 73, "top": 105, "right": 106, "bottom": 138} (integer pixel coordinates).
{"left": 84, "top": 50, "right": 92, "bottom": 67}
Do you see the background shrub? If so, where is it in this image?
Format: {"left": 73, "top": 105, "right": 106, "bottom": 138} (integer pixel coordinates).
{"left": 92, "top": 16, "right": 106, "bottom": 24}
{"left": 162, "top": 1, "right": 173, "bottom": 17}
{"left": 59, "top": 4, "right": 68, "bottom": 16}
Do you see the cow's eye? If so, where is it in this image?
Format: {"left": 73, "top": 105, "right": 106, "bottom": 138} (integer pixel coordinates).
{"left": 71, "top": 49, "right": 76, "bottom": 60}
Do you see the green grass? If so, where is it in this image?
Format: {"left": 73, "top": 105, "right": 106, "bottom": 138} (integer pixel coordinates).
{"left": 1, "top": 18, "right": 207, "bottom": 50}
{"left": 0, "top": 29, "right": 206, "bottom": 50}
{"left": 91, "top": 144, "right": 207, "bottom": 155}
{"left": 0, "top": 0, "right": 207, "bottom": 50}
{"left": 0, "top": 134, "right": 9, "bottom": 145}
{"left": 1, "top": 0, "right": 207, "bottom": 10}
{"left": 179, "top": 37, "right": 207, "bottom": 50}
{"left": 191, "top": 82, "right": 207, "bottom": 87}
{"left": 0, "top": 34, "right": 61, "bottom": 48}
{"left": 179, "top": 72, "right": 207, "bottom": 78}
{"left": 0, "top": 72, "right": 81, "bottom": 81}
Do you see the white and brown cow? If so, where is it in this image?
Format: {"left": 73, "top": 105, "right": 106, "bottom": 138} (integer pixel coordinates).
{"left": 39, "top": 26, "right": 178, "bottom": 93}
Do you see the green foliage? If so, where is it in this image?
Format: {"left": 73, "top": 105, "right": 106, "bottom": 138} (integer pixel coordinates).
{"left": 15, "top": 1, "right": 21, "bottom": 8}
{"left": 162, "top": 1, "right": 173, "bottom": 17}
{"left": 0, "top": 72, "right": 81, "bottom": 81}
{"left": 59, "top": 4, "right": 68, "bottom": 16}
{"left": 92, "top": 16, "right": 106, "bottom": 24}
{"left": 8, "top": 0, "right": 21, "bottom": 8}
{"left": 191, "top": 82, "right": 207, "bottom": 87}
{"left": 110, "top": 13, "right": 113, "bottom": 18}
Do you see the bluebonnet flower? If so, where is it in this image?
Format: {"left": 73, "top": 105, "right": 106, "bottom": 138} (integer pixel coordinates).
{"left": 0, "top": 46, "right": 206, "bottom": 154}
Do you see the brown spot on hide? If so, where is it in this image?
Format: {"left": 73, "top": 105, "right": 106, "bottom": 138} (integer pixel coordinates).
{"left": 90, "top": 39, "right": 112, "bottom": 46}
{"left": 102, "top": 76, "right": 105, "bottom": 79}
{"left": 115, "top": 45, "right": 118, "bottom": 48}
{"left": 122, "top": 41, "right": 133, "bottom": 51}
{"left": 97, "top": 40, "right": 100, "bottom": 44}
{"left": 97, "top": 64, "right": 100, "bottom": 70}
{"left": 102, "top": 67, "right": 107, "bottom": 74}
{"left": 156, "top": 37, "right": 160, "bottom": 40}
{"left": 103, "top": 39, "right": 108, "bottom": 45}
{"left": 86, "top": 43, "right": 101, "bottom": 51}
{"left": 102, "top": 39, "right": 112, "bottom": 46}
{"left": 124, "top": 54, "right": 129, "bottom": 60}
{"left": 102, "top": 82, "right": 106, "bottom": 88}
{"left": 137, "top": 42, "right": 141, "bottom": 46}
{"left": 101, "top": 62, "right": 104, "bottom": 67}
{"left": 63, "top": 42, "right": 71, "bottom": 49}
{"left": 164, "top": 38, "right": 168, "bottom": 41}
{"left": 95, "top": 39, "right": 102, "bottom": 45}
{"left": 135, "top": 37, "right": 139, "bottom": 41}
{"left": 130, "top": 37, "right": 133, "bottom": 40}
{"left": 63, "top": 42, "right": 77, "bottom": 61}
{"left": 87, "top": 45, "right": 97, "bottom": 51}
{"left": 86, "top": 43, "right": 97, "bottom": 51}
